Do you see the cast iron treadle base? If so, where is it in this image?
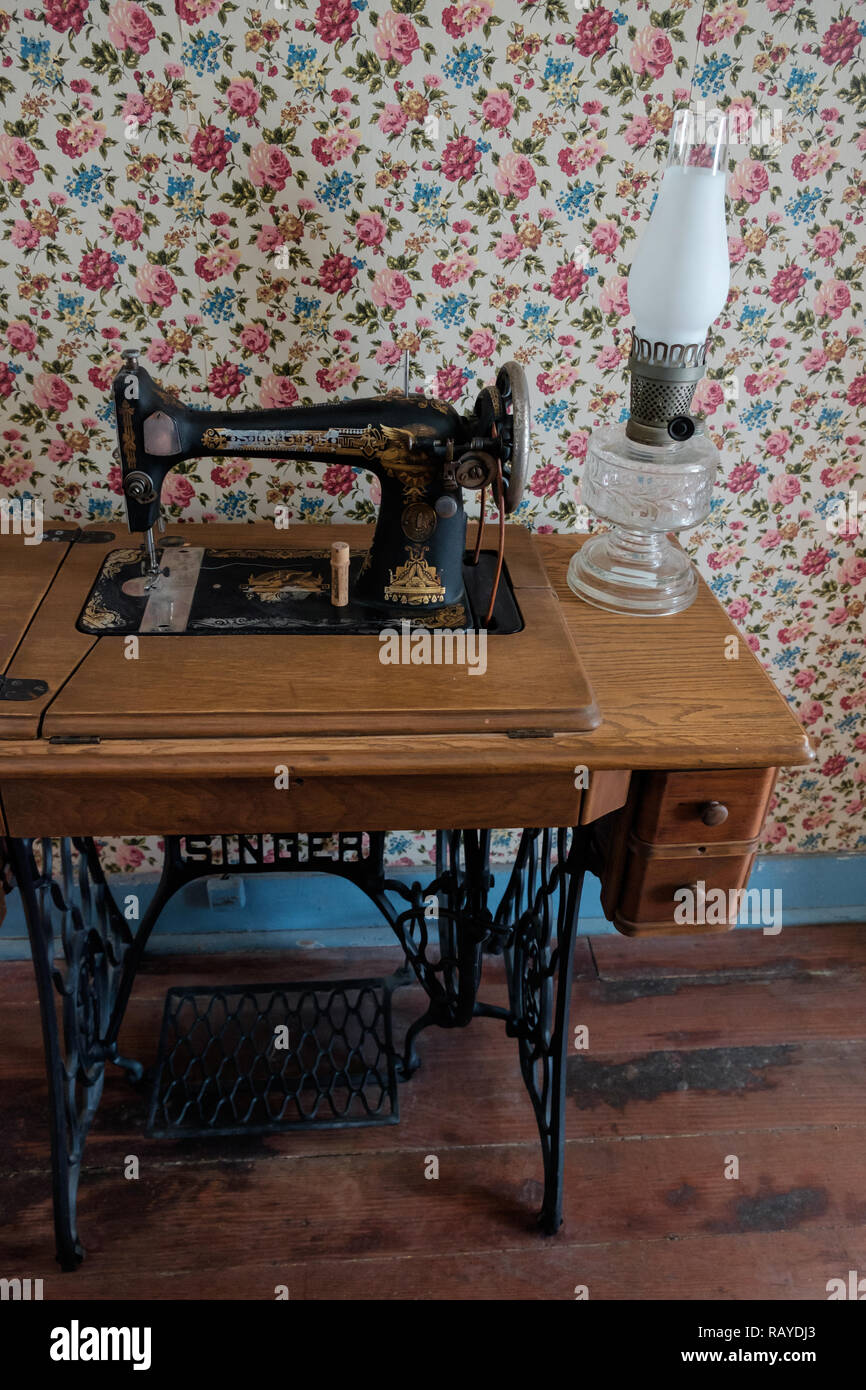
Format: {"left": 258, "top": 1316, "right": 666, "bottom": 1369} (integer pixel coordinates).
{"left": 145, "top": 976, "right": 400, "bottom": 1138}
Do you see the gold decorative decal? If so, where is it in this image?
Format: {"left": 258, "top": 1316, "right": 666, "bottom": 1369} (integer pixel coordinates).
{"left": 119, "top": 400, "right": 137, "bottom": 470}
{"left": 80, "top": 589, "right": 125, "bottom": 631}
{"left": 241, "top": 568, "right": 328, "bottom": 602}
{"left": 380, "top": 458, "right": 435, "bottom": 503}
{"left": 384, "top": 544, "right": 445, "bottom": 606}
{"left": 202, "top": 427, "right": 228, "bottom": 450}
{"left": 199, "top": 422, "right": 416, "bottom": 464}
{"left": 215, "top": 548, "right": 332, "bottom": 561}
{"left": 410, "top": 604, "right": 467, "bottom": 628}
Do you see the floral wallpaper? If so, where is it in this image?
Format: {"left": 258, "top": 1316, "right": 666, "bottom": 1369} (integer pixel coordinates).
{"left": 0, "top": 0, "right": 864, "bottom": 875}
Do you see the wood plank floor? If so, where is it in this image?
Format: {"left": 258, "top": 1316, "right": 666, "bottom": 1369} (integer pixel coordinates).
{"left": 1, "top": 925, "right": 865, "bottom": 1300}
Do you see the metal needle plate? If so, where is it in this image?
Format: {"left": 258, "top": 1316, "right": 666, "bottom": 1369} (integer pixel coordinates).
{"left": 137, "top": 546, "right": 205, "bottom": 633}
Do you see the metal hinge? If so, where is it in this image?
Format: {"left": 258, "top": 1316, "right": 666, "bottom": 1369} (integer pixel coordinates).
{"left": 41, "top": 528, "right": 115, "bottom": 543}
{"left": 0, "top": 675, "right": 48, "bottom": 701}
{"left": 506, "top": 728, "right": 555, "bottom": 739}
{"left": 48, "top": 734, "right": 101, "bottom": 745}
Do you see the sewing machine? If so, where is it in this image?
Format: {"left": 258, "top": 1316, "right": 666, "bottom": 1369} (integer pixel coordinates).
{"left": 102, "top": 350, "right": 531, "bottom": 637}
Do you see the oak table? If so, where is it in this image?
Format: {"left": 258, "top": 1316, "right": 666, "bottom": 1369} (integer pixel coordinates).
{"left": 0, "top": 522, "right": 811, "bottom": 1270}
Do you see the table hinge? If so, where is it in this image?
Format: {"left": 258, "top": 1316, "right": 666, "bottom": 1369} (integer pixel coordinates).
{"left": 506, "top": 728, "right": 555, "bottom": 739}
{"left": 0, "top": 675, "right": 48, "bottom": 701}
{"left": 41, "top": 528, "right": 115, "bottom": 543}
{"left": 48, "top": 734, "right": 101, "bottom": 745}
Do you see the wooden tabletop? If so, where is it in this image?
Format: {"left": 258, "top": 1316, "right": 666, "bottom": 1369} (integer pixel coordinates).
{"left": 0, "top": 523, "right": 811, "bottom": 785}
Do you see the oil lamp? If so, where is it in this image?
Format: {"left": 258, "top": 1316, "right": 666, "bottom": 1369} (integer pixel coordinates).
{"left": 568, "top": 107, "right": 731, "bottom": 615}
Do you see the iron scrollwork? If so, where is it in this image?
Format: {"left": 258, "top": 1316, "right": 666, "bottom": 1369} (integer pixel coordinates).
{"left": 6, "top": 822, "right": 588, "bottom": 1267}
{"left": 494, "top": 827, "right": 587, "bottom": 1234}
{"left": 7, "top": 837, "right": 143, "bottom": 1270}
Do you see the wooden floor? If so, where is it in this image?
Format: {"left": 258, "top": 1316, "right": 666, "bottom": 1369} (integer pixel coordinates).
{"left": 1, "top": 924, "right": 865, "bottom": 1300}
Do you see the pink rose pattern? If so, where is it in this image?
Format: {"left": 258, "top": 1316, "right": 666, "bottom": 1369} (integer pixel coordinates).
{"left": 0, "top": 1, "right": 864, "bottom": 866}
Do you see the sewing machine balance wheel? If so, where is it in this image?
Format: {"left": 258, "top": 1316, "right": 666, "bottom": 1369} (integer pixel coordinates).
{"left": 496, "top": 361, "right": 530, "bottom": 513}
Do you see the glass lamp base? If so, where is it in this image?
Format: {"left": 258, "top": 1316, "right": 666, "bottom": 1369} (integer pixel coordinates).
{"left": 567, "top": 527, "right": 698, "bottom": 616}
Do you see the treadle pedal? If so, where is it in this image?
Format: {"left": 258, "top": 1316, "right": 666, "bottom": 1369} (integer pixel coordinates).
{"left": 145, "top": 976, "right": 399, "bottom": 1138}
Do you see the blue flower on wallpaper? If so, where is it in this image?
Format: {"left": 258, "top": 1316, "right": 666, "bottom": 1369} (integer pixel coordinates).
{"left": 433, "top": 294, "right": 469, "bottom": 327}
{"left": 837, "top": 713, "right": 859, "bottom": 732}
{"left": 300, "top": 497, "right": 325, "bottom": 516}
{"left": 203, "top": 287, "right": 236, "bottom": 323}
{"left": 544, "top": 58, "right": 573, "bottom": 81}
{"left": 536, "top": 401, "right": 570, "bottom": 428}
{"left": 315, "top": 171, "right": 354, "bottom": 210}
{"left": 412, "top": 182, "right": 446, "bottom": 228}
{"left": 522, "top": 303, "right": 551, "bottom": 342}
{"left": 19, "top": 37, "right": 49, "bottom": 61}
{"left": 19, "top": 36, "right": 62, "bottom": 87}
{"left": 774, "top": 646, "right": 802, "bottom": 670}
{"left": 740, "top": 306, "right": 768, "bottom": 344}
{"left": 166, "top": 175, "right": 197, "bottom": 220}
{"left": 57, "top": 294, "right": 95, "bottom": 335}
{"left": 444, "top": 45, "right": 482, "bottom": 88}
{"left": 693, "top": 54, "right": 732, "bottom": 97}
{"left": 182, "top": 31, "right": 222, "bottom": 75}
{"left": 286, "top": 45, "right": 318, "bottom": 70}
{"left": 556, "top": 181, "right": 595, "bottom": 221}
{"left": 710, "top": 574, "right": 732, "bottom": 598}
{"left": 787, "top": 69, "right": 819, "bottom": 117}
{"left": 785, "top": 188, "right": 823, "bottom": 225}
{"left": 57, "top": 293, "right": 84, "bottom": 318}
{"left": 815, "top": 492, "right": 846, "bottom": 519}
{"left": 294, "top": 295, "right": 323, "bottom": 324}
{"left": 543, "top": 57, "right": 578, "bottom": 107}
{"left": 216, "top": 491, "right": 249, "bottom": 520}
{"left": 741, "top": 401, "right": 773, "bottom": 431}
{"left": 63, "top": 165, "right": 104, "bottom": 206}
{"left": 817, "top": 407, "right": 844, "bottom": 442}
{"left": 88, "top": 498, "right": 114, "bottom": 520}
{"left": 386, "top": 834, "right": 414, "bottom": 857}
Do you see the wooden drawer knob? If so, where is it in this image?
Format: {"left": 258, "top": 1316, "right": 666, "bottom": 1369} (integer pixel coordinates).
{"left": 700, "top": 800, "right": 729, "bottom": 827}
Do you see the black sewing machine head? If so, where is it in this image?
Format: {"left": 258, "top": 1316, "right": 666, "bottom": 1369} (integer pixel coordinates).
{"left": 111, "top": 351, "right": 529, "bottom": 623}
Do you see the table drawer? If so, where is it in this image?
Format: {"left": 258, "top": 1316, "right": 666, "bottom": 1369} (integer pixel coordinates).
{"left": 615, "top": 840, "right": 758, "bottom": 937}
{"left": 633, "top": 768, "right": 776, "bottom": 846}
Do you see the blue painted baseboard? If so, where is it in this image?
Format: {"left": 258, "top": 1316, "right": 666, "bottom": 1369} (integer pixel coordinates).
{"left": 1, "top": 854, "right": 863, "bottom": 959}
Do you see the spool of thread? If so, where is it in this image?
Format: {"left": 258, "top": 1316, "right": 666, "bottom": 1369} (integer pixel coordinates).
{"left": 330, "top": 541, "right": 350, "bottom": 607}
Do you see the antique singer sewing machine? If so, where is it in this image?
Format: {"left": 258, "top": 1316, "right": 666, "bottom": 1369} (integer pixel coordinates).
{"left": 97, "top": 349, "right": 531, "bottom": 637}
{"left": 0, "top": 344, "right": 811, "bottom": 1274}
